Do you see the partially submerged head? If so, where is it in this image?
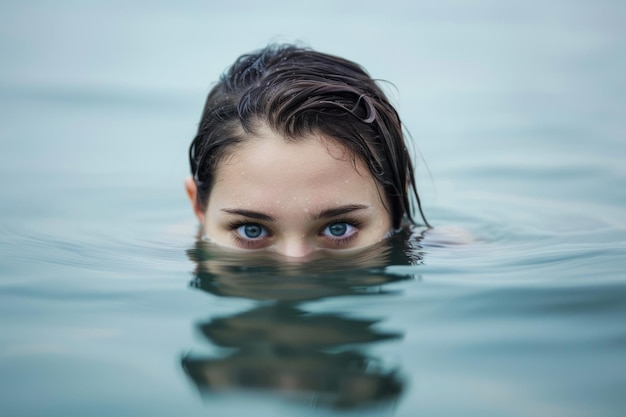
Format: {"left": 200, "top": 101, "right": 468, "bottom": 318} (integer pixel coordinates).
{"left": 186, "top": 44, "right": 428, "bottom": 257}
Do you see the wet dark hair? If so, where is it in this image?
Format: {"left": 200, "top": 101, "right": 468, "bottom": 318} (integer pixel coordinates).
{"left": 189, "top": 44, "right": 429, "bottom": 229}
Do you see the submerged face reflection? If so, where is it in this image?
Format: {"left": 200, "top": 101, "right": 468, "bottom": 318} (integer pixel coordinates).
{"left": 186, "top": 126, "right": 392, "bottom": 258}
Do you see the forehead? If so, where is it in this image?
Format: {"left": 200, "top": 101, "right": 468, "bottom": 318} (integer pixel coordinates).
{"left": 211, "top": 127, "right": 381, "bottom": 209}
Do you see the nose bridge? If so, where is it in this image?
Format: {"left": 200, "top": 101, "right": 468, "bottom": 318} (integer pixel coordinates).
{"left": 278, "top": 235, "right": 314, "bottom": 259}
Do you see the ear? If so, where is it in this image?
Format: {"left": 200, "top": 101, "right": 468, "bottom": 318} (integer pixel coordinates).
{"left": 185, "top": 176, "right": 205, "bottom": 224}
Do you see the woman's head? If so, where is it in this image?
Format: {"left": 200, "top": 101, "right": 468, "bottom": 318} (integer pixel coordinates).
{"left": 186, "top": 44, "right": 428, "bottom": 257}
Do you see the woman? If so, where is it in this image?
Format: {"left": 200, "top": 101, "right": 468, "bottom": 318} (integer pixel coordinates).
{"left": 185, "top": 44, "right": 430, "bottom": 258}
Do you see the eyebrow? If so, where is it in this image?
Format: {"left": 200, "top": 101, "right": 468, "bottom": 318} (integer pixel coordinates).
{"left": 221, "top": 208, "right": 276, "bottom": 221}
{"left": 313, "top": 204, "right": 369, "bottom": 220}
{"left": 220, "top": 204, "right": 369, "bottom": 222}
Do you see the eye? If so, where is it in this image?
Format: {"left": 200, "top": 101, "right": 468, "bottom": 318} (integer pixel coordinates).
{"left": 236, "top": 223, "right": 268, "bottom": 240}
{"left": 322, "top": 221, "right": 357, "bottom": 239}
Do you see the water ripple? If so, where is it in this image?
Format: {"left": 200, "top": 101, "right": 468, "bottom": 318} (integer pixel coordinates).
{"left": 0, "top": 224, "right": 191, "bottom": 276}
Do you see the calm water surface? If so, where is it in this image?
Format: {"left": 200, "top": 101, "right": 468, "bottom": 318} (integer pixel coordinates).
{"left": 1, "top": 1, "right": 625, "bottom": 416}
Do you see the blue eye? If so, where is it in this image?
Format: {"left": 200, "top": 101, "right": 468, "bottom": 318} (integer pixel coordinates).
{"left": 236, "top": 223, "right": 268, "bottom": 239}
{"left": 322, "top": 222, "right": 357, "bottom": 238}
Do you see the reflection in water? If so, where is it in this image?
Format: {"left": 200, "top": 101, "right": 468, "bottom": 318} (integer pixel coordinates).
{"left": 183, "top": 305, "right": 403, "bottom": 408}
{"left": 182, "top": 227, "right": 424, "bottom": 409}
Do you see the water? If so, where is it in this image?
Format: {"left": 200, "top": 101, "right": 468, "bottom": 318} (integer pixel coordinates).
{"left": 1, "top": 1, "right": 625, "bottom": 416}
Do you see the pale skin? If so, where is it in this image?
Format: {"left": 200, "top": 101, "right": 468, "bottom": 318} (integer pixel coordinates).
{"left": 185, "top": 125, "right": 393, "bottom": 259}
